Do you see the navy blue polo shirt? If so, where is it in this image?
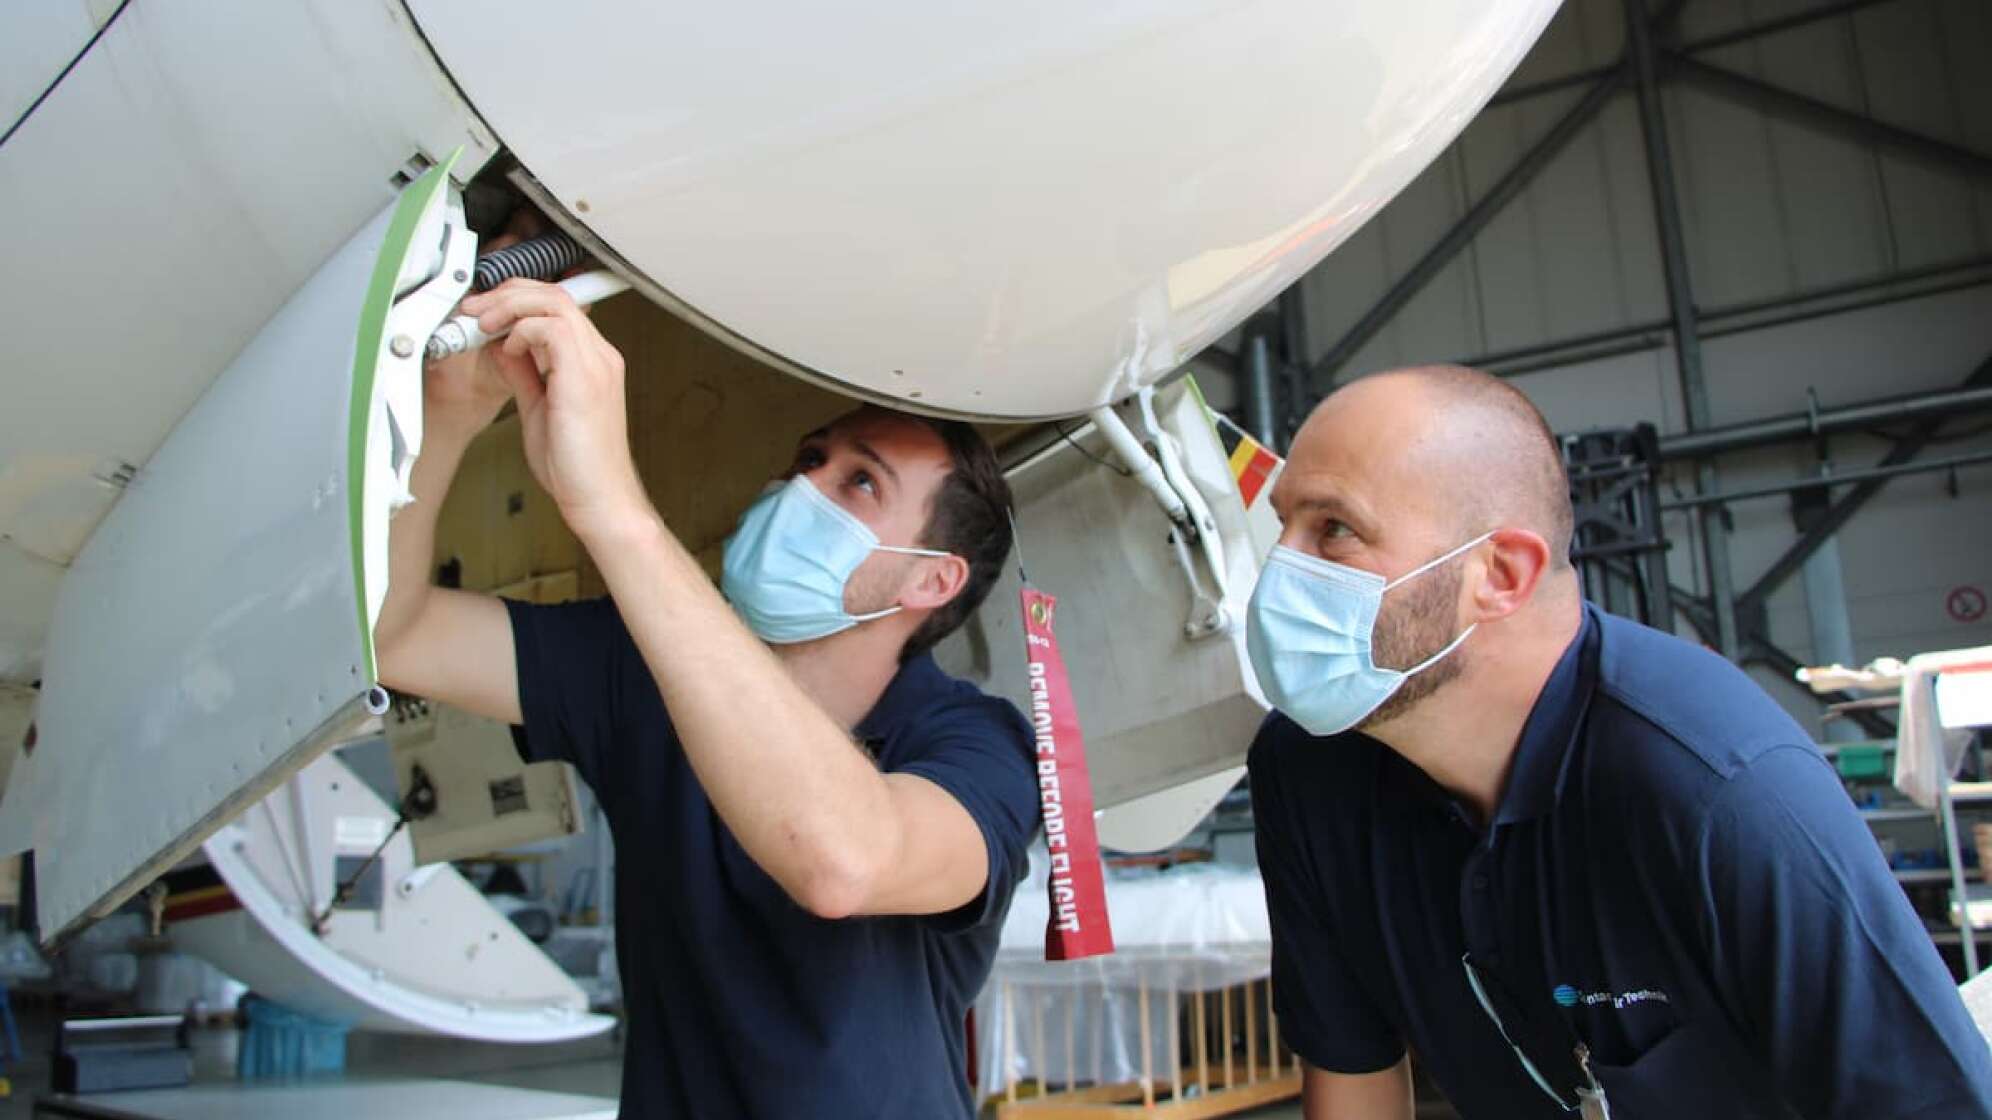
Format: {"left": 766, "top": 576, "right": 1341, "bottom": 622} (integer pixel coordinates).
{"left": 505, "top": 597, "right": 1038, "bottom": 1119}
{"left": 1250, "top": 603, "right": 1992, "bottom": 1118}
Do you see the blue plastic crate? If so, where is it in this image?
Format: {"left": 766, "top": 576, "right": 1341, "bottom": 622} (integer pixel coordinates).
{"left": 237, "top": 997, "right": 349, "bottom": 1080}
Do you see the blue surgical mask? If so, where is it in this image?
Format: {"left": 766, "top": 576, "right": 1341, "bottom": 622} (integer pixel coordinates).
{"left": 1246, "top": 532, "right": 1492, "bottom": 736}
{"left": 721, "top": 475, "right": 952, "bottom": 644}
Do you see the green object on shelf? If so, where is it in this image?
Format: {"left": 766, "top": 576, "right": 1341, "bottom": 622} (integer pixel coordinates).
{"left": 1836, "top": 744, "right": 1889, "bottom": 779}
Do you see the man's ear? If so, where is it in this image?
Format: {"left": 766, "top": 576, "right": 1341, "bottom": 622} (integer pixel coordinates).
{"left": 900, "top": 554, "right": 971, "bottom": 612}
{"left": 1471, "top": 528, "right": 1551, "bottom": 622}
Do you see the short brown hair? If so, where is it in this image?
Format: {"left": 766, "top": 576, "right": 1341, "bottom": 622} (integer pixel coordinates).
{"left": 904, "top": 417, "right": 1014, "bottom": 659}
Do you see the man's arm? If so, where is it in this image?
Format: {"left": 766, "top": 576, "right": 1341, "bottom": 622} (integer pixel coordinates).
{"left": 1248, "top": 727, "right": 1411, "bottom": 1102}
{"left": 458, "top": 280, "right": 991, "bottom": 920}
{"left": 563, "top": 496, "right": 989, "bottom": 919}
{"left": 1302, "top": 1059, "right": 1413, "bottom": 1120}
{"left": 1702, "top": 745, "right": 1992, "bottom": 1117}
{"left": 372, "top": 342, "right": 520, "bottom": 725}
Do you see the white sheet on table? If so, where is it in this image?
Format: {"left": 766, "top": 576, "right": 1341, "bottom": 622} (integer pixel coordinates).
{"left": 977, "top": 855, "right": 1274, "bottom": 1093}
{"left": 1897, "top": 647, "right": 1992, "bottom": 809}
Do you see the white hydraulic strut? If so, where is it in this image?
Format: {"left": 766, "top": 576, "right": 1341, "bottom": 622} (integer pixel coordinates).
{"left": 1088, "top": 404, "right": 1189, "bottom": 523}
{"left": 1087, "top": 397, "right": 1230, "bottom": 639}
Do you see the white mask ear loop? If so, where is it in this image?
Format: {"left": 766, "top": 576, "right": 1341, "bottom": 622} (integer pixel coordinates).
{"left": 1382, "top": 530, "right": 1493, "bottom": 676}
{"left": 1404, "top": 622, "right": 1478, "bottom": 675}
{"left": 1382, "top": 530, "right": 1495, "bottom": 592}
{"left": 848, "top": 545, "right": 958, "bottom": 622}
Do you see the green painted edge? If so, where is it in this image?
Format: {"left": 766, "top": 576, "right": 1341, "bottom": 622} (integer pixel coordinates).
{"left": 1182, "top": 374, "right": 1216, "bottom": 432}
{"left": 347, "top": 152, "right": 459, "bottom": 682}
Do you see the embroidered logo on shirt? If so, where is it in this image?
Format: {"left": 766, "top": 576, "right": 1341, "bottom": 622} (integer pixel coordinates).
{"left": 1554, "top": 984, "right": 1670, "bottom": 1011}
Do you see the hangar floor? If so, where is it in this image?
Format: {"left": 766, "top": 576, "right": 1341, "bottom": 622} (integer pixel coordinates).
{"left": 0, "top": 1001, "right": 1433, "bottom": 1119}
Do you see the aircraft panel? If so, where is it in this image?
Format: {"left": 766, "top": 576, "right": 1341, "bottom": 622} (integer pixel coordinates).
{"left": 0, "top": 166, "right": 469, "bottom": 941}
{"left": 0, "top": 0, "right": 498, "bottom": 684}
{"left": 408, "top": 0, "right": 1561, "bottom": 419}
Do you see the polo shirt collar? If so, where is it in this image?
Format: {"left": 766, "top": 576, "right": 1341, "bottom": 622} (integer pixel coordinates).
{"left": 1489, "top": 602, "right": 1600, "bottom": 827}
{"left": 854, "top": 652, "right": 946, "bottom": 743}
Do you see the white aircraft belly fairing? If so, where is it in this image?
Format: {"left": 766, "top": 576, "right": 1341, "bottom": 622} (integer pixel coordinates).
{"left": 407, "top": 0, "right": 1559, "bottom": 419}
{"left": 172, "top": 750, "right": 611, "bottom": 1042}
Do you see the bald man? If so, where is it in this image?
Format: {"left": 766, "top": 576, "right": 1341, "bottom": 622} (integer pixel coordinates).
{"left": 1244, "top": 366, "right": 1992, "bottom": 1119}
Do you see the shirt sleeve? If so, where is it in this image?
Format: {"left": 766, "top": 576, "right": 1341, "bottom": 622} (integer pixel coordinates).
{"left": 1699, "top": 744, "right": 1992, "bottom": 1119}
{"left": 893, "top": 696, "right": 1038, "bottom": 933}
{"left": 504, "top": 596, "right": 633, "bottom": 798}
{"left": 1249, "top": 724, "right": 1405, "bottom": 1074}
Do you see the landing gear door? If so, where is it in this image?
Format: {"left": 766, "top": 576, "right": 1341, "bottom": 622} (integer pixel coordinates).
{"left": 0, "top": 163, "right": 474, "bottom": 942}
{"left": 933, "top": 379, "right": 1281, "bottom": 852}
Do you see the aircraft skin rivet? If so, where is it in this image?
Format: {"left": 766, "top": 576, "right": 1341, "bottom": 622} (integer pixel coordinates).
{"left": 390, "top": 335, "right": 416, "bottom": 358}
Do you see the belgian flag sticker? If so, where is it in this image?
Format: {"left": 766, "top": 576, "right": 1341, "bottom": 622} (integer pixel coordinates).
{"left": 1216, "top": 420, "right": 1281, "bottom": 508}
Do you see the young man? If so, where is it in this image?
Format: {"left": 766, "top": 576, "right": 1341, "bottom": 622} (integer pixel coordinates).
{"left": 1244, "top": 365, "right": 1992, "bottom": 1118}
{"left": 374, "top": 280, "right": 1038, "bottom": 1117}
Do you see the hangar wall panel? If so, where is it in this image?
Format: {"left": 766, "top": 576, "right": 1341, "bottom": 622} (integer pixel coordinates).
{"left": 1291, "top": 0, "right": 1990, "bottom": 381}
{"left": 1507, "top": 287, "right": 1992, "bottom": 724}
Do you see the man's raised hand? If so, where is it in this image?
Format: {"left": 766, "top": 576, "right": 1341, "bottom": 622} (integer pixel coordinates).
{"left": 455, "top": 279, "right": 648, "bottom": 542}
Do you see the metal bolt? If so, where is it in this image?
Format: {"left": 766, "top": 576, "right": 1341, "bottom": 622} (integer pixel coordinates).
{"left": 389, "top": 334, "right": 416, "bottom": 358}
{"left": 453, "top": 269, "right": 469, "bottom": 283}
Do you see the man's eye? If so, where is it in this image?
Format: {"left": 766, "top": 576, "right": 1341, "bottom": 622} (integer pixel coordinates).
{"left": 851, "top": 470, "right": 878, "bottom": 496}
{"left": 1321, "top": 519, "right": 1354, "bottom": 541}
{"left": 795, "top": 447, "right": 825, "bottom": 471}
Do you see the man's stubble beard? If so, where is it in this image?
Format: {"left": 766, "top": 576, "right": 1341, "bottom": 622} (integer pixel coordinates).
{"left": 842, "top": 551, "right": 918, "bottom": 618}
{"left": 1359, "top": 561, "right": 1467, "bottom": 731}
